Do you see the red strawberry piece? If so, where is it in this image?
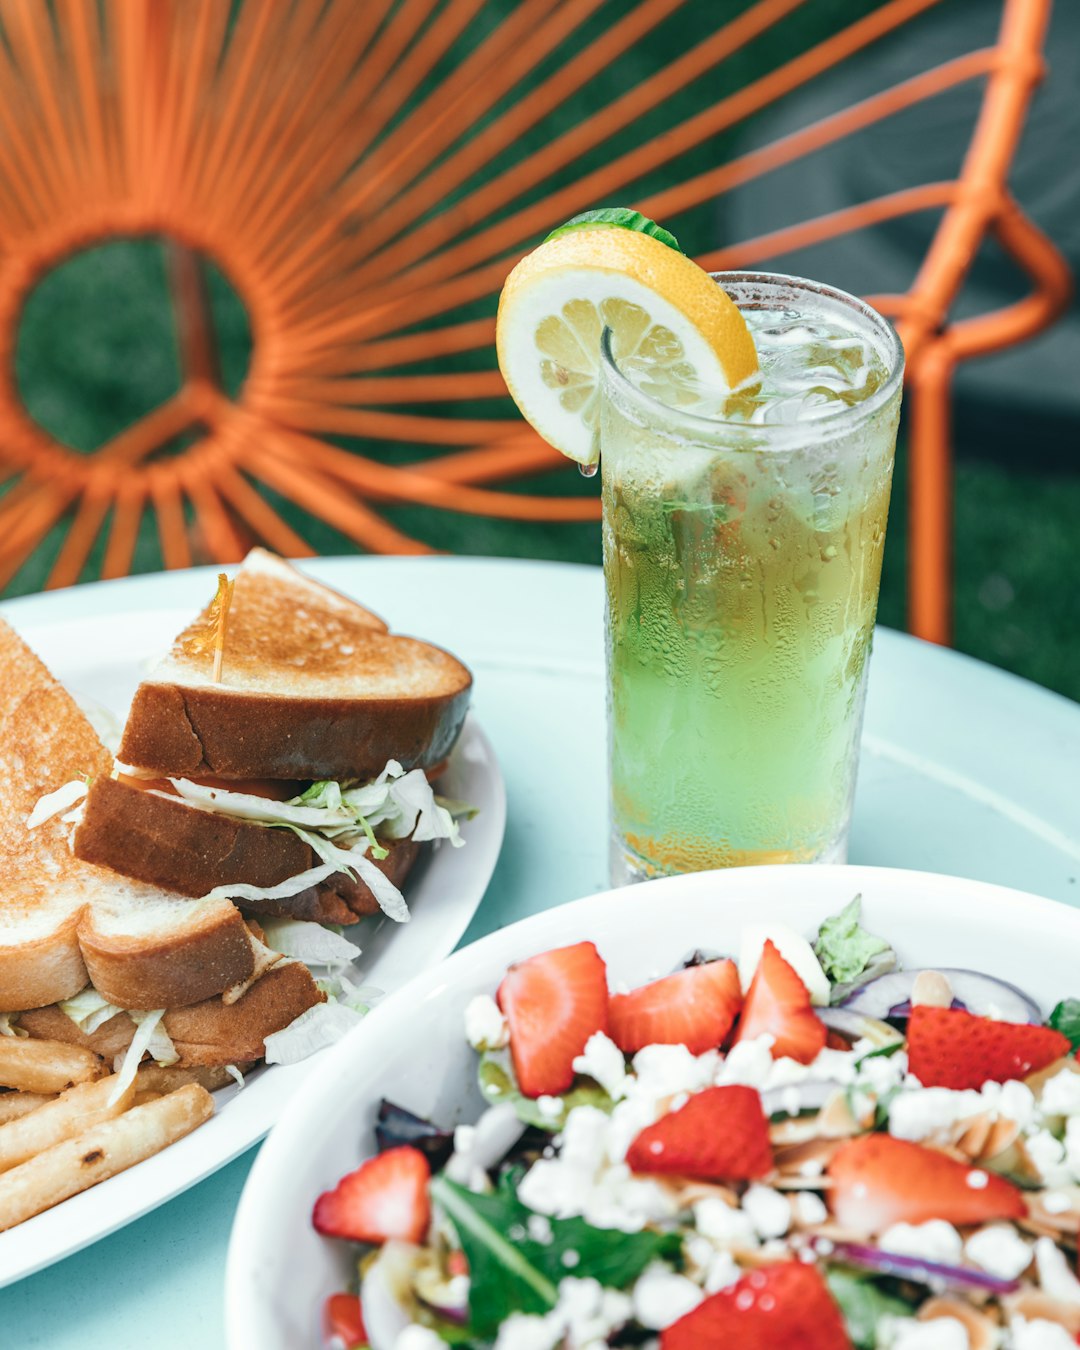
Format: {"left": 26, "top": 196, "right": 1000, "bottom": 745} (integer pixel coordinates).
{"left": 497, "top": 941, "right": 608, "bottom": 1097}
{"left": 827, "top": 1134, "right": 1026, "bottom": 1233}
{"left": 907, "top": 1005, "right": 1071, "bottom": 1090}
{"left": 609, "top": 959, "right": 742, "bottom": 1055}
{"left": 661, "top": 1260, "right": 852, "bottom": 1350}
{"left": 627, "top": 1084, "right": 772, "bottom": 1182}
{"left": 312, "top": 1146, "right": 431, "bottom": 1245}
{"left": 734, "top": 940, "right": 826, "bottom": 1064}
{"left": 322, "top": 1292, "right": 366, "bottom": 1350}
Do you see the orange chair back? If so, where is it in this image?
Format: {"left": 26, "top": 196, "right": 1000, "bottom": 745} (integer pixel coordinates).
{"left": 0, "top": 0, "right": 1068, "bottom": 645}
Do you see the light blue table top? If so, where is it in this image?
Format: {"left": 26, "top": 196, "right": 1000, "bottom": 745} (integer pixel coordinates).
{"left": 2, "top": 555, "right": 1079, "bottom": 1347}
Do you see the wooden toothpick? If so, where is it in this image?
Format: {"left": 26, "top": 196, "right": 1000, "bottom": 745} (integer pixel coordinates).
{"left": 211, "top": 573, "right": 235, "bottom": 683}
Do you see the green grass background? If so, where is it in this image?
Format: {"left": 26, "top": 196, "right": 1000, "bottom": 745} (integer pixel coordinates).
{"left": 3, "top": 0, "right": 1077, "bottom": 703}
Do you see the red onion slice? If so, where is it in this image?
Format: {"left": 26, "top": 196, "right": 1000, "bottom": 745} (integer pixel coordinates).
{"left": 839, "top": 970, "right": 1041, "bottom": 1024}
{"left": 819, "top": 1238, "right": 1022, "bottom": 1295}
{"left": 818, "top": 1008, "right": 904, "bottom": 1047}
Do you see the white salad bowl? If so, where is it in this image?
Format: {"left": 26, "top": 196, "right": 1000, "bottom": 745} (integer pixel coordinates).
{"left": 225, "top": 863, "right": 1080, "bottom": 1350}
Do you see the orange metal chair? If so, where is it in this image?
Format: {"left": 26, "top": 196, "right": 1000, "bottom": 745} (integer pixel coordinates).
{"left": 0, "top": 0, "right": 1069, "bottom": 646}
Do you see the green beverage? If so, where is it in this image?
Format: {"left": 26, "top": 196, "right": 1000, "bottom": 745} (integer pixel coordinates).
{"left": 601, "top": 273, "right": 904, "bottom": 882}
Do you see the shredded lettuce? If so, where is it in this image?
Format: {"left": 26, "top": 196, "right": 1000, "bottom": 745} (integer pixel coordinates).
{"left": 199, "top": 858, "right": 341, "bottom": 905}
{"left": 224, "top": 1065, "right": 245, "bottom": 1090}
{"left": 265, "top": 976, "right": 382, "bottom": 1065}
{"left": 814, "top": 896, "right": 895, "bottom": 997}
{"left": 168, "top": 779, "right": 356, "bottom": 828}
{"left": 331, "top": 760, "right": 465, "bottom": 848}
{"left": 168, "top": 760, "right": 463, "bottom": 858}
{"left": 108, "top": 1009, "right": 176, "bottom": 1106}
{"left": 27, "top": 779, "right": 88, "bottom": 829}
{"left": 0, "top": 1014, "right": 26, "bottom": 1038}
{"left": 291, "top": 827, "right": 410, "bottom": 924}
{"left": 177, "top": 759, "right": 472, "bottom": 922}
{"left": 258, "top": 918, "right": 359, "bottom": 966}
{"left": 59, "top": 988, "right": 125, "bottom": 1034}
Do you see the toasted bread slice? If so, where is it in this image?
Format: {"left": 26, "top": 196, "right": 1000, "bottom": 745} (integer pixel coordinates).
{"left": 117, "top": 550, "right": 472, "bottom": 780}
{"left": 0, "top": 620, "right": 320, "bottom": 1021}
{"left": 74, "top": 776, "right": 421, "bottom": 924}
{"left": 18, "top": 960, "right": 321, "bottom": 1067}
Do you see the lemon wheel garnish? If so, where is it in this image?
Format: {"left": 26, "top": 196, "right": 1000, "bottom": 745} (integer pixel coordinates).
{"left": 496, "top": 225, "right": 759, "bottom": 466}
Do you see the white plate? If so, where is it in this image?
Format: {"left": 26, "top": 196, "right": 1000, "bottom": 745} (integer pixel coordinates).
{"left": 226, "top": 863, "right": 1076, "bottom": 1350}
{"left": 0, "top": 603, "right": 505, "bottom": 1289}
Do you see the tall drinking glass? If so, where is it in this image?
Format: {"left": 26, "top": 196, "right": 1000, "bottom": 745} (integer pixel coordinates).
{"left": 600, "top": 272, "right": 904, "bottom": 885}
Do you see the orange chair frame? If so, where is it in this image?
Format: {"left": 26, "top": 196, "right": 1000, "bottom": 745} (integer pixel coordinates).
{"left": 0, "top": 0, "right": 1069, "bottom": 646}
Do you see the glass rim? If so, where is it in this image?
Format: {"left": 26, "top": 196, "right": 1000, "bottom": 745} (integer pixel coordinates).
{"left": 599, "top": 269, "right": 906, "bottom": 446}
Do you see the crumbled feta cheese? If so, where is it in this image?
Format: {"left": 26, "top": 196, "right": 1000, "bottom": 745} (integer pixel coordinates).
{"left": 791, "top": 1191, "right": 828, "bottom": 1226}
{"left": 536, "top": 1095, "right": 563, "bottom": 1122}
{"left": 604, "top": 1045, "right": 720, "bottom": 1162}
{"left": 1026, "top": 1129, "right": 1072, "bottom": 1188}
{"left": 964, "top": 1224, "right": 1032, "bottom": 1281}
{"left": 693, "top": 1197, "right": 759, "bottom": 1247}
{"left": 1039, "top": 1067, "right": 1080, "bottom": 1118}
{"left": 493, "top": 1314, "right": 560, "bottom": 1350}
{"left": 856, "top": 1048, "right": 909, "bottom": 1098}
{"left": 464, "top": 994, "right": 509, "bottom": 1051}
{"left": 1009, "top": 1317, "right": 1079, "bottom": 1350}
{"left": 742, "top": 1184, "right": 791, "bottom": 1240}
{"left": 1042, "top": 1190, "right": 1073, "bottom": 1215}
{"left": 879, "top": 1220, "right": 964, "bottom": 1265}
{"left": 493, "top": 1278, "right": 632, "bottom": 1349}
{"left": 1063, "top": 1117, "right": 1080, "bottom": 1181}
{"left": 704, "top": 1250, "right": 742, "bottom": 1294}
{"left": 527, "top": 1214, "right": 553, "bottom": 1244}
{"left": 1035, "top": 1236, "right": 1080, "bottom": 1306}
{"left": 572, "top": 1032, "right": 629, "bottom": 1100}
{"left": 394, "top": 1329, "right": 448, "bottom": 1350}
{"left": 517, "top": 1107, "right": 676, "bottom": 1232}
{"left": 718, "top": 1036, "right": 859, "bottom": 1095}
{"left": 716, "top": 1035, "right": 776, "bottom": 1087}
{"left": 889, "top": 1080, "right": 1036, "bottom": 1141}
{"left": 880, "top": 1318, "right": 971, "bottom": 1349}
{"left": 632, "top": 1263, "right": 703, "bottom": 1330}
{"left": 556, "top": 1277, "right": 633, "bottom": 1346}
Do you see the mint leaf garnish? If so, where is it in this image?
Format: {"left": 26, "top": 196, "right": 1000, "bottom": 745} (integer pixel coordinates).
{"left": 431, "top": 1174, "right": 678, "bottom": 1339}
{"left": 545, "top": 208, "right": 682, "bottom": 253}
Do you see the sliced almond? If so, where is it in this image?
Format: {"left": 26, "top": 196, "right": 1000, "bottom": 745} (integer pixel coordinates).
{"left": 1003, "top": 1290, "right": 1080, "bottom": 1334}
{"left": 911, "top": 970, "right": 954, "bottom": 1008}
{"left": 917, "top": 1296, "right": 1000, "bottom": 1349}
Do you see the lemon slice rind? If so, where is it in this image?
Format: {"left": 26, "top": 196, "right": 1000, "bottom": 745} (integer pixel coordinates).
{"left": 497, "top": 228, "right": 759, "bottom": 466}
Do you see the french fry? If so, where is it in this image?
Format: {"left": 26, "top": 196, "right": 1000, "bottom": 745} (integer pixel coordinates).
{"left": 0, "top": 1039, "right": 106, "bottom": 1094}
{"left": 0, "top": 1084, "right": 213, "bottom": 1231}
{"left": 0, "top": 1092, "right": 55, "bottom": 1124}
{"left": 135, "top": 1063, "right": 244, "bottom": 1095}
{"left": 0, "top": 1076, "right": 136, "bottom": 1173}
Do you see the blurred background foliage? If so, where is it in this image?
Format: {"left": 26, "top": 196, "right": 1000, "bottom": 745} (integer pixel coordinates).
{"left": 5, "top": 0, "right": 1078, "bottom": 700}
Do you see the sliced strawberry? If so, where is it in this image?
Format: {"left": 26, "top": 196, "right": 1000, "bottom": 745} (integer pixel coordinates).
{"left": 734, "top": 940, "right": 826, "bottom": 1064}
{"left": 496, "top": 941, "right": 608, "bottom": 1097}
{"left": 312, "top": 1146, "right": 430, "bottom": 1245}
{"left": 322, "top": 1292, "right": 366, "bottom": 1350}
{"left": 609, "top": 959, "right": 742, "bottom": 1055}
{"left": 827, "top": 1134, "right": 1025, "bottom": 1233}
{"left": 661, "top": 1260, "right": 851, "bottom": 1350}
{"left": 627, "top": 1084, "right": 772, "bottom": 1181}
{"left": 907, "top": 1005, "right": 1071, "bottom": 1090}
